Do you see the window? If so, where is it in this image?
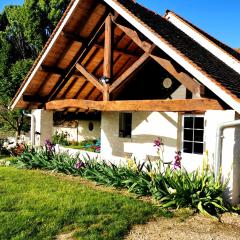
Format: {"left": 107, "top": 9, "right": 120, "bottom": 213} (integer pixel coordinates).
{"left": 183, "top": 115, "right": 204, "bottom": 154}
{"left": 119, "top": 113, "right": 132, "bottom": 138}
{"left": 88, "top": 122, "right": 94, "bottom": 131}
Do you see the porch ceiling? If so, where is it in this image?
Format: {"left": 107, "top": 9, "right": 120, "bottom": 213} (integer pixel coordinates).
{"left": 13, "top": 0, "right": 145, "bottom": 110}
{"left": 11, "top": 0, "right": 205, "bottom": 113}
{"left": 13, "top": 0, "right": 240, "bottom": 114}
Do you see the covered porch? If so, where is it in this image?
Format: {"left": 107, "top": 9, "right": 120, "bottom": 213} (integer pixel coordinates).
{"left": 10, "top": 0, "right": 240, "bottom": 204}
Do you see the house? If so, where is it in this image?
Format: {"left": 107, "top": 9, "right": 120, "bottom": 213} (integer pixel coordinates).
{"left": 10, "top": 0, "right": 240, "bottom": 204}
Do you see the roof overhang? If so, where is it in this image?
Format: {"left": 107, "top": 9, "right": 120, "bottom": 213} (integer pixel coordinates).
{"left": 10, "top": 0, "right": 240, "bottom": 114}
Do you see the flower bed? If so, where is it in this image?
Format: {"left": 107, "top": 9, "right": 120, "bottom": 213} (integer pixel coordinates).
{"left": 11, "top": 139, "right": 232, "bottom": 216}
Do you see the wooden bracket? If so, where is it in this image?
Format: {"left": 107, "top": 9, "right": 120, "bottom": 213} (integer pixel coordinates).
{"left": 75, "top": 63, "right": 104, "bottom": 92}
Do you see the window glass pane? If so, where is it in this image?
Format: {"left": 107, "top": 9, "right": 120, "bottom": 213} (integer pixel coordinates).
{"left": 184, "top": 117, "right": 193, "bottom": 128}
{"left": 183, "top": 141, "right": 193, "bottom": 153}
{"left": 194, "top": 117, "right": 204, "bottom": 129}
{"left": 194, "top": 130, "right": 204, "bottom": 142}
{"left": 194, "top": 142, "right": 203, "bottom": 154}
{"left": 119, "top": 113, "right": 132, "bottom": 138}
{"left": 184, "top": 129, "right": 193, "bottom": 141}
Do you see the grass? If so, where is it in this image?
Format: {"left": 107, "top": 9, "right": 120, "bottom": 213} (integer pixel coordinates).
{"left": 0, "top": 167, "right": 169, "bottom": 240}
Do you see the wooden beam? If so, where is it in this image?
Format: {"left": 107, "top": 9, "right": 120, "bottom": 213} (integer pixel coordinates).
{"left": 23, "top": 95, "right": 45, "bottom": 103}
{"left": 150, "top": 55, "right": 202, "bottom": 96}
{"left": 75, "top": 63, "right": 104, "bottom": 92}
{"left": 61, "top": 31, "right": 86, "bottom": 43}
{"left": 46, "top": 99, "right": 223, "bottom": 112}
{"left": 109, "top": 52, "right": 150, "bottom": 93}
{"left": 113, "top": 21, "right": 203, "bottom": 96}
{"left": 103, "top": 14, "right": 113, "bottom": 101}
{"left": 63, "top": 31, "right": 139, "bottom": 58}
{"left": 104, "top": 14, "right": 113, "bottom": 79}
{"left": 103, "top": 84, "right": 110, "bottom": 101}
{"left": 44, "top": 11, "right": 110, "bottom": 104}
{"left": 112, "top": 20, "right": 152, "bottom": 53}
{"left": 40, "top": 65, "right": 65, "bottom": 75}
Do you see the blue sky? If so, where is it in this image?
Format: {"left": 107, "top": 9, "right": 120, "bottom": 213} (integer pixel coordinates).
{"left": 0, "top": 0, "right": 240, "bottom": 48}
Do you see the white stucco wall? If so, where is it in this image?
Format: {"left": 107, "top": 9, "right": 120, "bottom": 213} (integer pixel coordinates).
{"left": 32, "top": 109, "right": 53, "bottom": 146}
{"left": 54, "top": 120, "right": 101, "bottom": 143}
{"left": 101, "top": 111, "right": 180, "bottom": 164}
{"left": 101, "top": 109, "right": 240, "bottom": 204}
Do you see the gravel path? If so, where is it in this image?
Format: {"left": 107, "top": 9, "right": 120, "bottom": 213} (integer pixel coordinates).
{"left": 125, "top": 213, "right": 240, "bottom": 240}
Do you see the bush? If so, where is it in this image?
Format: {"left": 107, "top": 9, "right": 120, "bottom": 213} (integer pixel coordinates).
{"left": 52, "top": 131, "right": 69, "bottom": 146}
{"left": 14, "top": 141, "right": 228, "bottom": 216}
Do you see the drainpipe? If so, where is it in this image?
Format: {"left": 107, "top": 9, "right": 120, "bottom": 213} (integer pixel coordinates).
{"left": 214, "top": 119, "right": 240, "bottom": 180}
{"left": 22, "top": 110, "right": 35, "bottom": 146}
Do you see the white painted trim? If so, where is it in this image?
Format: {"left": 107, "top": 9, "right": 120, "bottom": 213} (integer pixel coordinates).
{"left": 103, "top": 0, "right": 240, "bottom": 114}
{"left": 165, "top": 12, "right": 240, "bottom": 75}
{"left": 10, "top": 0, "right": 81, "bottom": 110}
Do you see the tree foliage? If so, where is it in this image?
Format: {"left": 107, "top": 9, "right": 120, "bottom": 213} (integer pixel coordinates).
{"left": 0, "top": 0, "right": 70, "bottom": 136}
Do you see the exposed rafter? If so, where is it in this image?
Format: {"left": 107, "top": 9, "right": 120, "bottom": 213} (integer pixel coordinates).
{"left": 42, "top": 10, "right": 111, "bottom": 104}
{"left": 112, "top": 19, "right": 152, "bottom": 53}
{"left": 46, "top": 99, "right": 224, "bottom": 112}
{"left": 150, "top": 55, "right": 203, "bottom": 97}
{"left": 23, "top": 95, "right": 45, "bottom": 103}
{"left": 62, "top": 31, "right": 139, "bottom": 58}
{"left": 39, "top": 65, "right": 65, "bottom": 75}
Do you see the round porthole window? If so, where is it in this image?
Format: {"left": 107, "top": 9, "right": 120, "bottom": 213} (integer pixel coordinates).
{"left": 88, "top": 122, "right": 94, "bottom": 131}
{"left": 163, "top": 78, "right": 173, "bottom": 89}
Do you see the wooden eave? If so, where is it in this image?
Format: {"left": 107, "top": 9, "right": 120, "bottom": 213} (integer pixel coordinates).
{"left": 10, "top": 0, "right": 236, "bottom": 113}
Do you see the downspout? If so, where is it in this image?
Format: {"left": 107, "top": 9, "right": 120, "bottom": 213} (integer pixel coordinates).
{"left": 214, "top": 119, "right": 240, "bottom": 180}
{"left": 22, "top": 110, "right": 35, "bottom": 146}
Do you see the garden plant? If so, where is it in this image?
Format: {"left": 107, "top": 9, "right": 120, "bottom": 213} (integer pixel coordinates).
{"left": 13, "top": 138, "right": 229, "bottom": 216}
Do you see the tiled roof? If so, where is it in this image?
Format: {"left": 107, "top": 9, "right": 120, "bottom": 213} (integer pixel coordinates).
{"left": 168, "top": 12, "right": 240, "bottom": 62}
{"left": 117, "top": 0, "right": 240, "bottom": 98}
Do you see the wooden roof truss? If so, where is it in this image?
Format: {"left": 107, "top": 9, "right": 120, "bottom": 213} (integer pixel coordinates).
{"left": 18, "top": 1, "right": 222, "bottom": 112}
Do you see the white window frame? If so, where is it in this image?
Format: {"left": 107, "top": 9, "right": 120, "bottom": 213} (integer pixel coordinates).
{"left": 182, "top": 114, "right": 205, "bottom": 155}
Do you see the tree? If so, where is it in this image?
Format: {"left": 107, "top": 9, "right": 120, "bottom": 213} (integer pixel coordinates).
{"left": 0, "top": 0, "right": 70, "bottom": 137}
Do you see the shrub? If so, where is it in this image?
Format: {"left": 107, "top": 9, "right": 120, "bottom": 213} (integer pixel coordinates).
{"left": 52, "top": 131, "right": 69, "bottom": 146}
{"left": 15, "top": 140, "right": 228, "bottom": 216}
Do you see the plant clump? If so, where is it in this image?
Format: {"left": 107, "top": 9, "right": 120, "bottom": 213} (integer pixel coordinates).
{"left": 14, "top": 138, "right": 229, "bottom": 216}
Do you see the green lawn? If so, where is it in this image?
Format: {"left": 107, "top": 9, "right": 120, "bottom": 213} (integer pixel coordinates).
{"left": 0, "top": 167, "right": 168, "bottom": 240}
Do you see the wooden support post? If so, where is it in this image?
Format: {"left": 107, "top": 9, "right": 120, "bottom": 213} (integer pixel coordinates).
{"left": 104, "top": 14, "right": 113, "bottom": 79}
{"left": 103, "top": 84, "right": 110, "bottom": 101}
{"left": 103, "top": 14, "right": 113, "bottom": 101}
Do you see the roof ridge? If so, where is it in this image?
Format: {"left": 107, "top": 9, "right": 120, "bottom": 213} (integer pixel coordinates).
{"left": 164, "top": 10, "right": 240, "bottom": 65}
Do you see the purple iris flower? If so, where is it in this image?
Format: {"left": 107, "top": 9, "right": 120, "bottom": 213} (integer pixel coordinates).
{"left": 75, "top": 160, "right": 85, "bottom": 169}
{"left": 173, "top": 151, "right": 182, "bottom": 170}
{"left": 153, "top": 137, "right": 163, "bottom": 147}
{"left": 45, "top": 139, "right": 55, "bottom": 153}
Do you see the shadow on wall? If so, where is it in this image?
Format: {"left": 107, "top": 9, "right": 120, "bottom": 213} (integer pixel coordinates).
{"left": 78, "top": 120, "right": 101, "bottom": 142}
{"left": 111, "top": 134, "right": 177, "bottom": 158}
{"left": 107, "top": 112, "right": 178, "bottom": 159}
